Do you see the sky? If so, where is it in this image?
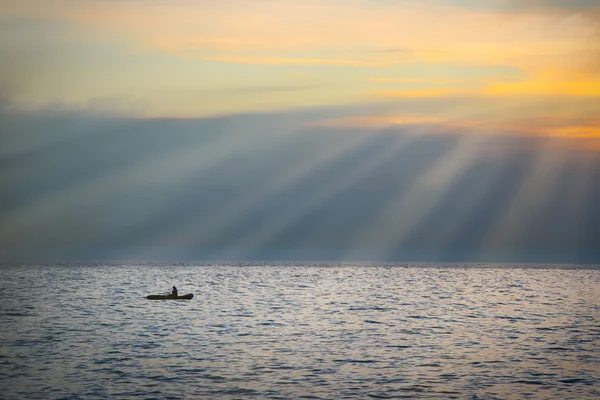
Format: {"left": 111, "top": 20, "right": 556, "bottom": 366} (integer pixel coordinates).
{"left": 1, "top": 0, "right": 599, "bottom": 263}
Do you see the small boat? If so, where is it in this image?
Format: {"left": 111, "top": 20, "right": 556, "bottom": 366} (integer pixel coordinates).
{"left": 146, "top": 293, "right": 194, "bottom": 300}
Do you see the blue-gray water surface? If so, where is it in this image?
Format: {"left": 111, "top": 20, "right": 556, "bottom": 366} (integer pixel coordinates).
{"left": 0, "top": 262, "right": 599, "bottom": 399}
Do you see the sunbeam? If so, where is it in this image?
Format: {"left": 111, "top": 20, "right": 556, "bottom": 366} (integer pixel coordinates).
{"left": 351, "top": 131, "right": 490, "bottom": 259}
{"left": 481, "top": 138, "right": 576, "bottom": 260}
{"left": 397, "top": 144, "right": 516, "bottom": 260}
{"left": 152, "top": 125, "right": 379, "bottom": 253}
{"left": 0, "top": 116, "right": 287, "bottom": 257}
{"left": 220, "top": 129, "right": 419, "bottom": 259}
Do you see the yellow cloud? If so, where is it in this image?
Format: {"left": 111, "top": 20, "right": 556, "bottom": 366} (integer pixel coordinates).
{"left": 370, "top": 89, "right": 470, "bottom": 98}
{"left": 485, "top": 79, "right": 600, "bottom": 97}
{"left": 5, "top": 0, "right": 597, "bottom": 69}
{"left": 504, "top": 117, "right": 600, "bottom": 137}
{"left": 368, "top": 77, "right": 482, "bottom": 85}
{"left": 202, "top": 56, "right": 376, "bottom": 67}
{"left": 2, "top": 0, "right": 599, "bottom": 120}
{"left": 544, "top": 126, "right": 600, "bottom": 138}
{"left": 316, "top": 113, "right": 600, "bottom": 147}
{"left": 316, "top": 115, "right": 448, "bottom": 128}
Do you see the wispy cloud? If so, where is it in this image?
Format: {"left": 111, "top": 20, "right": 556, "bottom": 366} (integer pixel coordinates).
{"left": 315, "top": 112, "right": 600, "bottom": 149}
{"left": 1, "top": 0, "right": 598, "bottom": 122}
{"left": 201, "top": 56, "right": 377, "bottom": 67}
{"left": 370, "top": 89, "right": 471, "bottom": 98}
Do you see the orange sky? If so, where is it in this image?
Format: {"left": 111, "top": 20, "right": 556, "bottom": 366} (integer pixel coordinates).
{"left": 1, "top": 0, "right": 599, "bottom": 145}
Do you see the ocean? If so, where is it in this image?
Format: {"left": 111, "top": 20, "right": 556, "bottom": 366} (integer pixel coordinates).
{"left": 0, "top": 262, "right": 598, "bottom": 399}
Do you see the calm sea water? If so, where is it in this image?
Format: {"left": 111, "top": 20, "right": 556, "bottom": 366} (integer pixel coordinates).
{"left": 0, "top": 262, "right": 598, "bottom": 399}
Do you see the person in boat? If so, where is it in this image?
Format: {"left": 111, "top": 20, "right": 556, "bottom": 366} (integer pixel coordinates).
{"left": 171, "top": 286, "right": 178, "bottom": 296}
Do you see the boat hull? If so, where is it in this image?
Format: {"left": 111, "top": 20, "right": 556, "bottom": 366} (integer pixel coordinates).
{"left": 146, "top": 293, "right": 194, "bottom": 300}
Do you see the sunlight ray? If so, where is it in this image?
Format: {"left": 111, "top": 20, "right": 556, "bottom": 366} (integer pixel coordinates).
{"left": 217, "top": 132, "right": 420, "bottom": 258}
{"left": 481, "top": 139, "right": 574, "bottom": 256}
{"left": 0, "top": 120, "right": 282, "bottom": 253}
{"left": 154, "top": 126, "right": 379, "bottom": 248}
{"left": 352, "top": 132, "right": 490, "bottom": 257}
{"left": 554, "top": 148, "right": 599, "bottom": 246}
{"left": 411, "top": 149, "right": 513, "bottom": 254}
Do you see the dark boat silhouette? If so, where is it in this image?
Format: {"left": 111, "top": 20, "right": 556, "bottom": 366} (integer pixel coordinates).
{"left": 146, "top": 293, "right": 194, "bottom": 300}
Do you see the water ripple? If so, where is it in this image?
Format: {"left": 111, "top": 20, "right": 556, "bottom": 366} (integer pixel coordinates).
{"left": 0, "top": 262, "right": 598, "bottom": 399}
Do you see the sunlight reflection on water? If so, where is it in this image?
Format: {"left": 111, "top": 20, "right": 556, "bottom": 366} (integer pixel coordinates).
{"left": 1, "top": 262, "right": 599, "bottom": 399}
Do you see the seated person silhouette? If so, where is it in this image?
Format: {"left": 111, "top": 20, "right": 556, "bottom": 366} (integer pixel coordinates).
{"left": 171, "top": 286, "right": 178, "bottom": 297}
